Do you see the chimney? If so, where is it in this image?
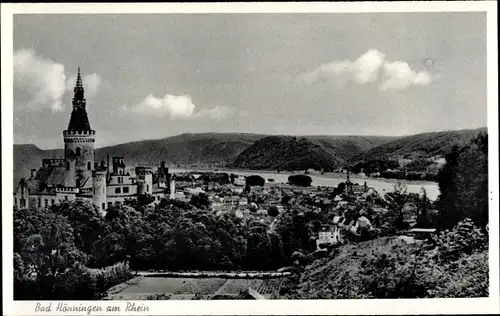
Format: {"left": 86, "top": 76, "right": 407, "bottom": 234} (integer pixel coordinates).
{"left": 30, "top": 169, "right": 37, "bottom": 178}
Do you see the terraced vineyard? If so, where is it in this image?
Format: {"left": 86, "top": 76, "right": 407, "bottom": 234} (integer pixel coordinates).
{"left": 105, "top": 276, "right": 287, "bottom": 300}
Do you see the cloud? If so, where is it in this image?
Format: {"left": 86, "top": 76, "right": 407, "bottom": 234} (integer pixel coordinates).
{"left": 295, "top": 48, "right": 433, "bottom": 91}
{"left": 380, "top": 61, "right": 432, "bottom": 91}
{"left": 14, "top": 48, "right": 102, "bottom": 112}
{"left": 123, "top": 93, "right": 234, "bottom": 121}
{"left": 14, "top": 49, "right": 67, "bottom": 112}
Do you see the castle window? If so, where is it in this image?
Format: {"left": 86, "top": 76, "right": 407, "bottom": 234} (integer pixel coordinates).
{"left": 66, "top": 161, "right": 70, "bottom": 171}
{"left": 65, "top": 196, "right": 68, "bottom": 201}
{"left": 38, "top": 198, "right": 41, "bottom": 207}
{"left": 102, "top": 203, "right": 106, "bottom": 210}
{"left": 45, "top": 199, "right": 48, "bottom": 206}
{"left": 147, "top": 185, "right": 150, "bottom": 192}
{"left": 87, "top": 161, "right": 91, "bottom": 170}
{"left": 115, "top": 187, "right": 121, "bottom": 194}
{"left": 76, "top": 147, "right": 81, "bottom": 156}
{"left": 51, "top": 199, "right": 55, "bottom": 205}
{"left": 123, "top": 187, "right": 129, "bottom": 193}
{"left": 21, "top": 198, "right": 26, "bottom": 208}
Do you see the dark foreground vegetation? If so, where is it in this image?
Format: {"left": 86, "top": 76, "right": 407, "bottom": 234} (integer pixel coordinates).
{"left": 14, "top": 132, "right": 488, "bottom": 300}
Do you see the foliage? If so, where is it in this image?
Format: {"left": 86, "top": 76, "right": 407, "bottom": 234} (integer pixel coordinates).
{"left": 246, "top": 175, "right": 265, "bottom": 187}
{"left": 268, "top": 206, "right": 280, "bottom": 217}
{"left": 124, "top": 194, "right": 155, "bottom": 213}
{"left": 434, "top": 218, "right": 487, "bottom": 262}
{"left": 288, "top": 174, "right": 312, "bottom": 187}
{"left": 190, "top": 192, "right": 211, "bottom": 209}
{"left": 287, "top": 218, "right": 488, "bottom": 299}
{"left": 437, "top": 132, "right": 488, "bottom": 230}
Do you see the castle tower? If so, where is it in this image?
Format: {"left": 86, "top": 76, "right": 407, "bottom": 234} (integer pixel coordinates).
{"left": 169, "top": 174, "right": 176, "bottom": 199}
{"left": 92, "top": 169, "right": 107, "bottom": 215}
{"left": 63, "top": 67, "right": 95, "bottom": 189}
{"left": 136, "top": 166, "right": 153, "bottom": 195}
{"left": 158, "top": 160, "right": 169, "bottom": 188}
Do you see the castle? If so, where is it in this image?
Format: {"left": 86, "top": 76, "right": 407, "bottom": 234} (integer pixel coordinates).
{"left": 13, "top": 68, "right": 175, "bottom": 215}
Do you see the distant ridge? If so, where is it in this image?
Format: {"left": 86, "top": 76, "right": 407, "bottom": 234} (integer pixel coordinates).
{"left": 230, "top": 135, "right": 395, "bottom": 172}
{"left": 349, "top": 127, "right": 487, "bottom": 163}
{"left": 13, "top": 128, "right": 486, "bottom": 184}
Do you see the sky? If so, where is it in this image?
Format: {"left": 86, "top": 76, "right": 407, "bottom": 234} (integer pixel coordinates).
{"left": 13, "top": 13, "right": 487, "bottom": 149}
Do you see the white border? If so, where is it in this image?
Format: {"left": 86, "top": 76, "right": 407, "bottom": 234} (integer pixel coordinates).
{"left": 2, "top": 2, "right": 498, "bottom": 315}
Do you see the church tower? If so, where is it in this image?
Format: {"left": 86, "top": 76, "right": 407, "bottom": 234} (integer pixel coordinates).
{"left": 63, "top": 67, "right": 96, "bottom": 190}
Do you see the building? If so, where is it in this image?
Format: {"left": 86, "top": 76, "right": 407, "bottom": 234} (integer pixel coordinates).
{"left": 316, "top": 221, "right": 343, "bottom": 250}
{"left": 13, "top": 68, "right": 175, "bottom": 215}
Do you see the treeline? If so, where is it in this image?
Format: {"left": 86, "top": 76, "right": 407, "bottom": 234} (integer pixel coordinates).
{"left": 13, "top": 195, "right": 331, "bottom": 299}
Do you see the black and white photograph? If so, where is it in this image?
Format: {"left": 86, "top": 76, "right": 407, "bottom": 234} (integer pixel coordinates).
{"left": 2, "top": 2, "right": 499, "bottom": 315}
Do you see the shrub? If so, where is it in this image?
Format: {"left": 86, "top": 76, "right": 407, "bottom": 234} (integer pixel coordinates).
{"left": 288, "top": 175, "right": 312, "bottom": 187}
{"left": 435, "top": 218, "right": 487, "bottom": 262}
{"left": 246, "top": 175, "right": 265, "bottom": 187}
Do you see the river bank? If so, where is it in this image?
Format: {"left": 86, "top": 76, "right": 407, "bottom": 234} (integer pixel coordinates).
{"left": 171, "top": 167, "right": 440, "bottom": 200}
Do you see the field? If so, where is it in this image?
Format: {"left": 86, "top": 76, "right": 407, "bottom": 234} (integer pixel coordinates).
{"left": 105, "top": 276, "right": 286, "bottom": 300}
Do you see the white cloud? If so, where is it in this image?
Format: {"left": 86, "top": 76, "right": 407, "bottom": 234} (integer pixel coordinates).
{"left": 296, "top": 48, "right": 433, "bottom": 91}
{"left": 14, "top": 49, "right": 67, "bottom": 112}
{"left": 123, "top": 93, "right": 234, "bottom": 121}
{"left": 14, "top": 48, "right": 102, "bottom": 112}
{"left": 296, "top": 49, "right": 385, "bottom": 85}
{"left": 380, "top": 61, "right": 433, "bottom": 91}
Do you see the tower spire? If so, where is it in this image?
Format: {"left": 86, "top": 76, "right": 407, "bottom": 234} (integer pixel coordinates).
{"left": 76, "top": 66, "right": 83, "bottom": 88}
{"left": 67, "top": 66, "right": 92, "bottom": 131}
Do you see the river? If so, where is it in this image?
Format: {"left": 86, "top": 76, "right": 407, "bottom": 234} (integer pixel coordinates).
{"left": 170, "top": 168, "right": 440, "bottom": 201}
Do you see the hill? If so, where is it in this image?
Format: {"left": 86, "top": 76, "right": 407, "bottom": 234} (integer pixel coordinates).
{"left": 229, "top": 135, "right": 396, "bottom": 172}
{"left": 13, "top": 144, "right": 64, "bottom": 184}
{"left": 350, "top": 128, "right": 487, "bottom": 163}
{"left": 95, "top": 133, "right": 265, "bottom": 167}
{"left": 13, "top": 133, "right": 265, "bottom": 183}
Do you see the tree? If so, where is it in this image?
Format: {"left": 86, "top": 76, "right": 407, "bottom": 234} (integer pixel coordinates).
{"left": 14, "top": 207, "right": 87, "bottom": 299}
{"left": 288, "top": 174, "right": 312, "bottom": 187}
{"left": 414, "top": 188, "right": 434, "bottom": 228}
{"left": 246, "top": 175, "right": 265, "bottom": 187}
{"left": 384, "top": 183, "right": 410, "bottom": 230}
{"left": 50, "top": 200, "right": 105, "bottom": 258}
{"left": 268, "top": 206, "right": 280, "bottom": 217}
{"left": 190, "top": 192, "right": 211, "bottom": 209}
{"left": 437, "top": 133, "right": 488, "bottom": 230}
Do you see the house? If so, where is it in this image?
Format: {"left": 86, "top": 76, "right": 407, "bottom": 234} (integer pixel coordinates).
{"left": 316, "top": 223, "right": 343, "bottom": 250}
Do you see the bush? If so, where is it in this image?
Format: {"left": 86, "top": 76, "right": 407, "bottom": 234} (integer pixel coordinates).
{"left": 435, "top": 218, "right": 487, "bottom": 262}
{"left": 54, "top": 262, "right": 133, "bottom": 299}
{"left": 288, "top": 174, "right": 312, "bottom": 187}
{"left": 246, "top": 175, "right": 265, "bottom": 187}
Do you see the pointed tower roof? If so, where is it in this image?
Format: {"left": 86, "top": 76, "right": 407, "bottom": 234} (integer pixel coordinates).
{"left": 67, "top": 67, "right": 92, "bottom": 131}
